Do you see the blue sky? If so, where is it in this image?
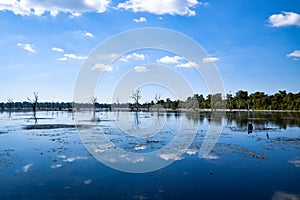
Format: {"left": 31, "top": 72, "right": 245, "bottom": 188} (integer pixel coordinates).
{"left": 0, "top": 0, "right": 299, "bottom": 103}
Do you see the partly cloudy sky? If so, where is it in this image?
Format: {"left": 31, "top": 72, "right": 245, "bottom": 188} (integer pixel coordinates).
{"left": 0, "top": 0, "right": 299, "bottom": 102}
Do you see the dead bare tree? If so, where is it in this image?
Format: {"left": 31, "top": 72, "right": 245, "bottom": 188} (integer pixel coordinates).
{"left": 27, "top": 92, "right": 38, "bottom": 119}
{"left": 155, "top": 94, "right": 161, "bottom": 112}
{"left": 90, "top": 96, "right": 97, "bottom": 121}
{"left": 7, "top": 99, "right": 13, "bottom": 113}
{"left": 7, "top": 99, "right": 13, "bottom": 118}
{"left": 131, "top": 89, "right": 142, "bottom": 111}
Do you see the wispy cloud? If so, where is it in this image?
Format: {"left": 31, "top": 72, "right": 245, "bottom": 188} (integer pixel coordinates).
{"left": 0, "top": 0, "right": 111, "bottom": 16}
{"left": 117, "top": 0, "right": 206, "bottom": 16}
{"left": 157, "top": 55, "right": 198, "bottom": 68}
{"left": 269, "top": 12, "right": 300, "bottom": 27}
{"left": 120, "top": 53, "right": 146, "bottom": 62}
{"left": 69, "top": 12, "right": 82, "bottom": 19}
{"left": 134, "top": 66, "right": 149, "bottom": 72}
{"left": 79, "top": 31, "right": 95, "bottom": 38}
{"left": 52, "top": 47, "right": 64, "bottom": 52}
{"left": 17, "top": 43, "right": 36, "bottom": 53}
{"left": 58, "top": 57, "right": 68, "bottom": 61}
{"left": 91, "top": 63, "right": 113, "bottom": 71}
{"left": 133, "top": 17, "right": 147, "bottom": 23}
{"left": 157, "top": 55, "right": 184, "bottom": 64}
{"left": 202, "top": 57, "right": 220, "bottom": 63}
{"left": 287, "top": 50, "right": 300, "bottom": 60}
{"left": 176, "top": 61, "right": 198, "bottom": 68}
{"left": 61, "top": 53, "right": 87, "bottom": 60}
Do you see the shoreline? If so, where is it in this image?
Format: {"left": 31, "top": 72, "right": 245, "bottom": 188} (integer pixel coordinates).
{"left": 1, "top": 108, "right": 300, "bottom": 113}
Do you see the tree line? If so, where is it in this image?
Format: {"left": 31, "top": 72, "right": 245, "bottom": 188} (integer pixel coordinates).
{"left": 1, "top": 90, "right": 300, "bottom": 112}
{"left": 127, "top": 90, "right": 300, "bottom": 111}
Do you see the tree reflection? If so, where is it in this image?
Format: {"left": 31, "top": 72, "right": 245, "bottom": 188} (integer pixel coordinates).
{"left": 226, "top": 111, "right": 300, "bottom": 131}
{"left": 133, "top": 111, "right": 140, "bottom": 128}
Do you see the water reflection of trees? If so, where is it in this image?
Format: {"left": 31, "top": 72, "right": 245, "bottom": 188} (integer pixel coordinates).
{"left": 226, "top": 111, "right": 300, "bottom": 129}
{"left": 180, "top": 111, "right": 300, "bottom": 129}
{"left": 133, "top": 111, "right": 140, "bottom": 128}
{"left": 185, "top": 112, "right": 206, "bottom": 124}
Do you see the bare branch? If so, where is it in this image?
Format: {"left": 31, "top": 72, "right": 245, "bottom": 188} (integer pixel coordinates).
{"left": 90, "top": 96, "right": 97, "bottom": 104}
{"left": 131, "top": 89, "right": 142, "bottom": 111}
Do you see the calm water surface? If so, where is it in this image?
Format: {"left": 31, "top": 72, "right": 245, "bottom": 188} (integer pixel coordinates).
{"left": 0, "top": 111, "right": 299, "bottom": 200}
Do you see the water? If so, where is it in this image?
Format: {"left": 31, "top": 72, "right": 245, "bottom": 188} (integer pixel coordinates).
{"left": 0, "top": 111, "right": 299, "bottom": 199}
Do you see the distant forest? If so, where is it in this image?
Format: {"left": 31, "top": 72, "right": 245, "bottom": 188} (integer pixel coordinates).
{"left": 1, "top": 90, "right": 300, "bottom": 111}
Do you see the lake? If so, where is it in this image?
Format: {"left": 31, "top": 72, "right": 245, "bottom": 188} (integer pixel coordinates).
{"left": 0, "top": 111, "right": 299, "bottom": 200}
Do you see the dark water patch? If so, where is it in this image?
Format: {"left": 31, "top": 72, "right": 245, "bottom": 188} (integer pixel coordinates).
{"left": 25, "top": 124, "right": 76, "bottom": 130}
{"left": 228, "top": 125, "right": 279, "bottom": 133}
{"left": 0, "top": 149, "right": 15, "bottom": 169}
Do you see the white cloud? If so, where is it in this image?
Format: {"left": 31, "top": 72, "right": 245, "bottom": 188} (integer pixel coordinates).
{"left": 157, "top": 55, "right": 184, "bottom": 64}
{"left": 120, "top": 52, "right": 146, "bottom": 62}
{"left": 157, "top": 55, "right": 198, "bottom": 68}
{"left": 199, "top": 2, "right": 209, "bottom": 6}
{"left": 272, "top": 191, "right": 300, "bottom": 200}
{"left": 17, "top": 43, "right": 36, "bottom": 53}
{"left": 133, "top": 16, "right": 147, "bottom": 23}
{"left": 134, "top": 66, "right": 149, "bottom": 72}
{"left": 52, "top": 47, "right": 64, "bottom": 52}
{"left": 177, "top": 61, "right": 198, "bottom": 68}
{"left": 287, "top": 50, "right": 300, "bottom": 59}
{"left": 78, "top": 31, "right": 95, "bottom": 38}
{"left": 63, "top": 53, "right": 87, "bottom": 60}
{"left": 202, "top": 57, "right": 220, "bottom": 63}
{"left": 117, "top": 0, "right": 204, "bottom": 16}
{"left": 91, "top": 63, "right": 113, "bottom": 71}
{"left": 269, "top": 12, "right": 300, "bottom": 27}
{"left": 0, "top": 0, "right": 111, "bottom": 16}
{"left": 84, "top": 32, "right": 94, "bottom": 38}
{"left": 22, "top": 163, "right": 33, "bottom": 172}
{"left": 69, "top": 12, "right": 82, "bottom": 18}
